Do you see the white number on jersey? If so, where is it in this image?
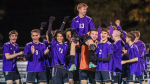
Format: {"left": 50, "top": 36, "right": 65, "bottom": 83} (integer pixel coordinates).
{"left": 36, "top": 50, "right": 38, "bottom": 55}
{"left": 79, "top": 23, "right": 84, "bottom": 28}
{"left": 99, "top": 49, "right": 102, "bottom": 54}
{"left": 59, "top": 48, "right": 63, "bottom": 53}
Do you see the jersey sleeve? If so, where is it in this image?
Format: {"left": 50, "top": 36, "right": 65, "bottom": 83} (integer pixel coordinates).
{"left": 117, "top": 26, "right": 122, "bottom": 31}
{"left": 3, "top": 44, "right": 9, "bottom": 54}
{"left": 96, "top": 44, "right": 100, "bottom": 54}
{"left": 89, "top": 19, "right": 95, "bottom": 29}
{"left": 109, "top": 25, "right": 114, "bottom": 38}
{"left": 71, "top": 19, "right": 76, "bottom": 29}
{"left": 24, "top": 45, "right": 31, "bottom": 55}
{"left": 131, "top": 47, "right": 139, "bottom": 58}
{"left": 107, "top": 44, "right": 113, "bottom": 54}
{"left": 43, "top": 44, "right": 47, "bottom": 53}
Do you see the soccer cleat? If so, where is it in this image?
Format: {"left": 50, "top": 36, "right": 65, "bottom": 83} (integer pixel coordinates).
{"left": 89, "top": 62, "right": 97, "bottom": 68}
{"left": 69, "top": 64, "right": 76, "bottom": 71}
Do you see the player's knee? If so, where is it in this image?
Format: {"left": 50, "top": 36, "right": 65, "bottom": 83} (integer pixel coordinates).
{"left": 69, "top": 79, "right": 74, "bottom": 84}
{"left": 7, "top": 80, "right": 13, "bottom": 84}
{"left": 81, "top": 80, "right": 87, "bottom": 84}
{"left": 128, "top": 82, "right": 134, "bottom": 84}
{"left": 105, "top": 81, "right": 111, "bottom": 84}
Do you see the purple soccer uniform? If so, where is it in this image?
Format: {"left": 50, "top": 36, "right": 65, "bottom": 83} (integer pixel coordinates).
{"left": 97, "top": 27, "right": 102, "bottom": 42}
{"left": 127, "top": 44, "right": 141, "bottom": 75}
{"left": 43, "top": 40, "right": 51, "bottom": 67}
{"left": 51, "top": 39, "right": 68, "bottom": 67}
{"left": 3, "top": 41, "right": 19, "bottom": 72}
{"left": 24, "top": 42, "right": 47, "bottom": 72}
{"left": 134, "top": 40, "right": 146, "bottom": 73}
{"left": 96, "top": 41, "right": 113, "bottom": 71}
{"left": 112, "top": 40, "right": 123, "bottom": 73}
{"left": 71, "top": 15, "right": 95, "bottom": 36}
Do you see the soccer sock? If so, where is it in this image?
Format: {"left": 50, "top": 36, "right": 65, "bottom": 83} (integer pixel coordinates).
{"left": 89, "top": 50, "right": 95, "bottom": 62}
{"left": 70, "top": 55, "right": 75, "bottom": 65}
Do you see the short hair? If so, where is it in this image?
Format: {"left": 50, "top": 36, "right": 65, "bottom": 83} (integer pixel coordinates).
{"left": 114, "top": 29, "right": 123, "bottom": 38}
{"left": 31, "top": 29, "right": 40, "bottom": 35}
{"left": 77, "top": 3, "right": 88, "bottom": 10}
{"left": 126, "top": 32, "right": 136, "bottom": 42}
{"left": 9, "top": 30, "right": 18, "bottom": 36}
{"left": 101, "top": 28, "right": 110, "bottom": 36}
{"left": 41, "top": 35, "right": 47, "bottom": 40}
{"left": 112, "top": 26, "right": 117, "bottom": 30}
{"left": 64, "top": 28, "right": 71, "bottom": 34}
{"left": 90, "top": 29, "right": 97, "bottom": 34}
{"left": 131, "top": 31, "right": 140, "bottom": 37}
{"left": 54, "top": 30, "right": 65, "bottom": 43}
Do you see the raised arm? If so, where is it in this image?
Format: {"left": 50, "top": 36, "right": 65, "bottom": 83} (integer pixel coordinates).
{"left": 48, "top": 16, "right": 55, "bottom": 42}
{"left": 60, "top": 16, "right": 70, "bottom": 31}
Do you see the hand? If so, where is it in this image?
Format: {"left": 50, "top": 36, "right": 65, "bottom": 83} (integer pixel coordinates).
{"left": 115, "top": 20, "right": 120, "bottom": 26}
{"left": 71, "top": 37, "right": 79, "bottom": 44}
{"left": 44, "top": 47, "right": 50, "bottom": 55}
{"left": 122, "top": 50, "right": 127, "bottom": 54}
{"left": 49, "top": 16, "right": 55, "bottom": 23}
{"left": 40, "top": 22, "right": 47, "bottom": 28}
{"left": 63, "top": 16, "right": 70, "bottom": 22}
{"left": 121, "top": 61, "right": 126, "bottom": 65}
{"left": 31, "top": 46, "right": 35, "bottom": 54}
{"left": 18, "top": 51, "right": 24, "bottom": 55}
{"left": 87, "top": 32, "right": 90, "bottom": 35}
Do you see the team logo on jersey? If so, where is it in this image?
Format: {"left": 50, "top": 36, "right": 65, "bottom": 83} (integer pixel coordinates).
{"left": 76, "top": 20, "right": 79, "bottom": 22}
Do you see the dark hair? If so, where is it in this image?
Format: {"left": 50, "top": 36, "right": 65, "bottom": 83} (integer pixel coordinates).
{"left": 54, "top": 30, "right": 65, "bottom": 43}
{"left": 126, "top": 32, "right": 136, "bottom": 42}
{"left": 9, "top": 30, "right": 18, "bottom": 36}
{"left": 90, "top": 29, "right": 97, "bottom": 34}
{"left": 101, "top": 28, "right": 110, "bottom": 36}
{"left": 131, "top": 31, "right": 140, "bottom": 38}
{"left": 64, "top": 28, "right": 71, "bottom": 40}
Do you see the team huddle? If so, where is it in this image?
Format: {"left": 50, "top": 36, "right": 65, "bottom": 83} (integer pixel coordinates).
{"left": 2, "top": 3, "right": 148, "bottom": 84}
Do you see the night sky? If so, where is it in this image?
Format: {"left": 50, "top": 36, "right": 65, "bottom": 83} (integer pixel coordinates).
{"left": 0, "top": 0, "right": 76, "bottom": 46}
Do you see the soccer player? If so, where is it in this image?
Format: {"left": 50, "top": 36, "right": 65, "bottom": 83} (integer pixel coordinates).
{"left": 70, "top": 3, "right": 96, "bottom": 70}
{"left": 131, "top": 31, "right": 146, "bottom": 84}
{"left": 3, "top": 30, "right": 24, "bottom": 84}
{"left": 79, "top": 29, "right": 98, "bottom": 84}
{"left": 50, "top": 30, "right": 69, "bottom": 84}
{"left": 111, "top": 29, "right": 123, "bottom": 84}
{"left": 121, "top": 32, "right": 141, "bottom": 84}
{"left": 64, "top": 28, "right": 80, "bottom": 84}
{"left": 91, "top": 28, "right": 113, "bottom": 84}
{"left": 24, "top": 29, "right": 49, "bottom": 84}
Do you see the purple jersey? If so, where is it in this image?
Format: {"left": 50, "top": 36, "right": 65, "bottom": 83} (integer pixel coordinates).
{"left": 127, "top": 44, "right": 141, "bottom": 75}
{"left": 3, "top": 41, "right": 19, "bottom": 72}
{"left": 134, "top": 40, "right": 146, "bottom": 73}
{"left": 96, "top": 41, "right": 113, "bottom": 71}
{"left": 51, "top": 39, "right": 68, "bottom": 67}
{"left": 43, "top": 40, "right": 51, "bottom": 67}
{"left": 71, "top": 15, "right": 95, "bottom": 36}
{"left": 112, "top": 40, "right": 123, "bottom": 73}
{"left": 97, "top": 27, "right": 102, "bottom": 42}
{"left": 24, "top": 42, "right": 47, "bottom": 72}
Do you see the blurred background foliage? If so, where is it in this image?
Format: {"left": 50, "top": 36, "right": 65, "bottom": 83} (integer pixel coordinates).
{"left": 0, "top": 0, "right": 150, "bottom": 46}
{"left": 75, "top": 0, "right": 150, "bottom": 43}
